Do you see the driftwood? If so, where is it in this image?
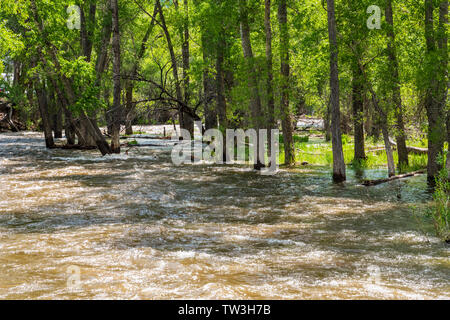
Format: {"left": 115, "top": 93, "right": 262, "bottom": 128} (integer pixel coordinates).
{"left": 362, "top": 170, "right": 426, "bottom": 186}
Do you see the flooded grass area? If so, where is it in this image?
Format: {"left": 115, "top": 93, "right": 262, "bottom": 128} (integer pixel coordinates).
{"left": 0, "top": 131, "right": 448, "bottom": 299}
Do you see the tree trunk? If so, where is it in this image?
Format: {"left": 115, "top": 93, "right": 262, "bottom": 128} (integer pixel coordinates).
{"left": 181, "top": 0, "right": 194, "bottom": 136}
{"left": 35, "top": 83, "right": 55, "bottom": 148}
{"left": 202, "top": 33, "right": 217, "bottom": 130}
{"left": 326, "top": 0, "right": 346, "bottom": 182}
{"left": 216, "top": 36, "right": 227, "bottom": 130}
{"left": 425, "top": 0, "right": 446, "bottom": 183}
{"left": 265, "top": 0, "right": 275, "bottom": 153}
{"left": 125, "top": 84, "right": 134, "bottom": 135}
{"left": 380, "top": 115, "right": 396, "bottom": 177}
{"left": 352, "top": 61, "right": 366, "bottom": 162}
{"left": 54, "top": 106, "right": 63, "bottom": 139}
{"left": 324, "top": 100, "right": 332, "bottom": 142}
{"left": 438, "top": 1, "right": 449, "bottom": 179}
{"left": 386, "top": 0, "right": 409, "bottom": 169}
{"left": 110, "top": 0, "right": 121, "bottom": 153}
{"left": 157, "top": 0, "right": 184, "bottom": 139}
{"left": 239, "top": 0, "right": 264, "bottom": 169}
{"left": 125, "top": 2, "right": 157, "bottom": 135}
{"left": 80, "top": 3, "right": 97, "bottom": 62}
{"left": 447, "top": 113, "right": 450, "bottom": 180}
{"left": 65, "top": 118, "right": 76, "bottom": 145}
{"left": 278, "top": 0, "right": 295, "bottom": 165}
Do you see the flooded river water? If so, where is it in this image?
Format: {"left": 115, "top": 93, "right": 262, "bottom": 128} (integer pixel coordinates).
{"left": 0, "top": 131, "right": 448, "bottom": 299}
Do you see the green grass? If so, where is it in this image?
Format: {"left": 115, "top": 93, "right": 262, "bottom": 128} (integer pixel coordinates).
{"left": 128, "top": 139, "right": 139, "bottom": 146}
{"left": 279, "top": 133, "right": 429, "bottom": 173}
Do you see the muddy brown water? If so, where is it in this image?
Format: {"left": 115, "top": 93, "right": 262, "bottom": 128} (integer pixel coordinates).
{"left": 0, "top": 132, "right": 448, "bottom": 299}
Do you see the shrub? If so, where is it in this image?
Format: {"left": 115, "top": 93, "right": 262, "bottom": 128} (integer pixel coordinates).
{"left": 428, "top": 154, "right": 450, "bottom": 243}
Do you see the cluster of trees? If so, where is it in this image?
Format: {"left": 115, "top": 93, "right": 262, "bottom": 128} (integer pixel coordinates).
{"left": 0, "top": 0, "right": 448, "bottom": 183}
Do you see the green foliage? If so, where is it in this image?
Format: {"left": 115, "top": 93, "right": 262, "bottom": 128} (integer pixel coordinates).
{"left": 128, "top": 139, "right": 139, "bottom": 146}
{"left": 427, "top": 154, "right": 450, "bottom": 242}
{"left": 341, "top": 134, "right": 351, "bottom": 145}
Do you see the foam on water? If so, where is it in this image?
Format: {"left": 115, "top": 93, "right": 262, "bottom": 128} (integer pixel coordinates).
{"left": 0, "top": 132, "right": 448, "bottom": 299}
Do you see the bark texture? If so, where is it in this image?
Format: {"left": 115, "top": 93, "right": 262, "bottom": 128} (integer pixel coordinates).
{"left": 326, "top": 0, "right": 346, "bottom": 182}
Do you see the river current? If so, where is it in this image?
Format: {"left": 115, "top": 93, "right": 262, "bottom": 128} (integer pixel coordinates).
{"left": 0, "top": 131, "right": 448, "bottom": 299}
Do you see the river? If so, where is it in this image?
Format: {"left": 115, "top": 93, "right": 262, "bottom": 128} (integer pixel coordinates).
{"left": 0, "top": 131, "right": 448, "bottom": 299}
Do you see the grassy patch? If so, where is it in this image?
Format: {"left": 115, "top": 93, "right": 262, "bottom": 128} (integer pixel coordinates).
{"left": 128, "top": 140, "right": 139, "bottom": 146}
{"left": 279, "top": 133, "right": 428, "bottom": 173}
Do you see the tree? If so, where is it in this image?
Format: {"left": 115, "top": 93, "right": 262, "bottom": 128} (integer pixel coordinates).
{"left": 124, "top": 1, "right": 158, "bottom": 135}
{"left": 326, "top": 0, "right": 346, "bottom": 182}
{"left": 386, "top": 0, "right": 409, "bottom": 169}
{"left": 156, "top": 0, "right": 185, "bottom": 139}
{"left": 351, "top": 46, "right": 366, "bottom": 162}
{"left": 278, "top": 0, "right": 295, "bottom": 165}
{"left": 265, "top": 0, "right": 275, "bottom": 155}
{"left": 110, "top": 0, "right": 121, "bottom": 154}
{"left": 424, "top": 0, "right": 447, "bottom": 183}
{"left": 436, "top": 1, "right": 448, "bottom": 179}
{"left": 239, "top": 0, "right": 264, "bottom": 169}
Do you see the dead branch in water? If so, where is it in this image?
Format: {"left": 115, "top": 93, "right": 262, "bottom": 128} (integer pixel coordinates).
{"left": 362, "top": 170, "right": 426, "bottom": 186}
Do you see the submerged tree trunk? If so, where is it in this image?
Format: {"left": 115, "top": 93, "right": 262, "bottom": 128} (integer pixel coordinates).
{"left": 54, "top": 106, "right": 63, "bottom": 139}
{"left": 326, "top": 0, "right": 346, "bottom": 182}
{"left": 425, "top": 0, "right": 446, "bottom": 183}
{"left": 64, "top": 118, "right": 76, "bottom": 145}
{"left": 48, "top": 90, "right": 63, "bottom": 139}
{"left": 278, "top": 0, "right": 295, "bottom": 165}
{"left": 352, "top": 61, "right": 366, "bottom": 162}
{"left": 386, "top": 0, "right": 409, "bottom": 169}
{"left": 239, "top": 0, "right": 264, "bottom": 169}
{"left": 35, "top": 83, "right": 54, "bottom": 148}
{"left": 110, "top": 0, "right": 121, "bottom": 153}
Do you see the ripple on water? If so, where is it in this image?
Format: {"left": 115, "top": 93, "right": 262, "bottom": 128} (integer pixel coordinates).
{"left": 0, "top": 132, "right": 448, "bottom": 299}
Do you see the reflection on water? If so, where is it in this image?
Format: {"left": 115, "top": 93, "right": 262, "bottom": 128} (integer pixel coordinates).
{"left": 0, "top": 132, "right": 448, "bottom": 299}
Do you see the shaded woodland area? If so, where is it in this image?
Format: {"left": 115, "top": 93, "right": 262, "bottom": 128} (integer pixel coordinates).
{"left": 0, "top": 0, "right": 448, "bottom": 183}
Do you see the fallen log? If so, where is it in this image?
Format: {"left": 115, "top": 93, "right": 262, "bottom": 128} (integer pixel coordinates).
{"left": 389, "top": 137, "right": 427, "bottom": 155}
{"left": 367, "top": 145, "right": 427, "bottom": 155}
{"left": 362, "top": 170, "right": 426, "bottom": 186}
